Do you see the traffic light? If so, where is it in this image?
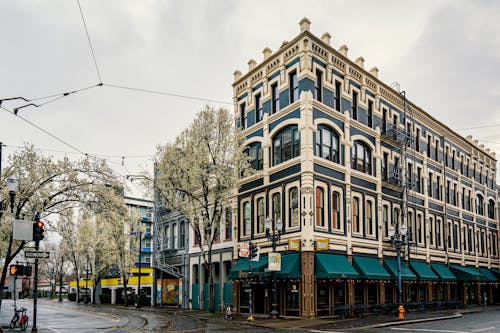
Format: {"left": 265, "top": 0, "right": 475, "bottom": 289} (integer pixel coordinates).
{"left": 9, "top": 264, "right": 25, "bottom": 276}
{"left": 33, "top": 214, "right": 45, "bottom": 242}
{"left": 250, "top": 243, "right": 260, "bottom": 262}
{"left": 23, "top": 265, "right": 32, "bottom": 276}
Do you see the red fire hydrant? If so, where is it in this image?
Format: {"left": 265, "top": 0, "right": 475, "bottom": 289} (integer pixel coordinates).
{"left": 398, "top": 304, "right": 405, "bottom": 321}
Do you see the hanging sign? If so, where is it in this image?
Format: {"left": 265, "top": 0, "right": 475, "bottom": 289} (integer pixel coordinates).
{"left": 239, "top": 242, "right": 249, "bottom": 257}
{"left": 268, "top": 252, "right": 281, "bottom": 271}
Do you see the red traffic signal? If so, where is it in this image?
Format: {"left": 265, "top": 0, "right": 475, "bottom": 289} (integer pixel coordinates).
{"left": 9, "top": 264, "right": 25, "bottom": 276}
{"left": 33, "top": 220, "right": 45, "bottom": 242}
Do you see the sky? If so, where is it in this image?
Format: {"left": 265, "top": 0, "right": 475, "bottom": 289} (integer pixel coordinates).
{"left": 1, "top": 0, "right": 500, "bottom": 197}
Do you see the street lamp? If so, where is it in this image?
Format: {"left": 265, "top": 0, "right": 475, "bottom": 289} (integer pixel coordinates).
{"left": 130, "top": 230, "right": 142, "bottom": 308}
{"left": 389, "top": 224, "right": 408, "bottom": 309}
{"left": 265, "top": 217, "right": 282, "bottom": 319}
{"left": 6, "top": 176, "right": 19, "bottom": 213}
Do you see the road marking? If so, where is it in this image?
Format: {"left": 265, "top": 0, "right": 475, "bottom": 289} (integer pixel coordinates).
{"left": 308, "top": 330, "right": 345, "bottom": 333}
{"left": 390, "top": 328, "right": 468, "bottom": 333}
{"left": 471, "top": 328, "right": 495, "bottom": 333}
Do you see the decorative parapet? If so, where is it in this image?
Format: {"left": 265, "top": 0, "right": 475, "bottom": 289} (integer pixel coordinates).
{"left": 311, "top": 42, "right": 328, "bottom": 61}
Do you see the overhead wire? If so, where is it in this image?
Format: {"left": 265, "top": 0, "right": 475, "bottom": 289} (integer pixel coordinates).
{"left": 77, "top": 0, "right": 102, "bottom": 83}
{"left": 103, "top": 83, "right": 232, "bottom": 105}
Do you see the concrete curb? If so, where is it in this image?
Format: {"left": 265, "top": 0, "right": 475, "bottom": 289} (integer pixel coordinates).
{"left": 347, "top": 313, "right": 463, "bottom": 331}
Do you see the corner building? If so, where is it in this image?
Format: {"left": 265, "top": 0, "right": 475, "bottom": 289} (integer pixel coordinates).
{"left": 230, "top": 18, "right": 500, "bottom": 318}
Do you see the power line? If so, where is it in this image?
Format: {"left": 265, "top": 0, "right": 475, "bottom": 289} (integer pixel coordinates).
{"left": 30, "top": 83, "right": 102, "bottom": 102}
{"left": 77, "top": 0, "right": 102, "bottom": 83}
{"left": 0, "top": 105, "right": 86, "bottom": 155}
{"left": 103, "top": 83, "right": 232, "bottom": 105}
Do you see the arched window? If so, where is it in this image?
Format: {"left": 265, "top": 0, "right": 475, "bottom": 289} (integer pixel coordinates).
{"left": 315, "top": 187, "right": 325, "bottom": 227}
{"left": 256, "top": 197, "right": 265, "bottom": 234}
{"left": 352, "top": 140, "right": 372, "bottom": 175}
{"left": 289, "top": 187, "right": 299, "bottom": 228}
{"left": 272, "top": 193, "right": 281, "bottom": 222}
{"left": 243, "top": 201, "right": 251, "bottom": 236}
{"left": 172, "top": 223, "right": 178, "bottom": 249}
{"left": 225, "top": 208, "right": 232, "bottom": 240}
{"left": 352, "top": 197, "right": 360, "bottom": 233}
{"left": 332, "top": 191, "right": 341, "bottom": 230}
{"left": 488, "top": 199, "right": 495, "bottom": 219}
{"left": 476, "top": 194, "right": 484, "bottom": 215}
{"left": 315, "top": 125, "right": 339, "bottom": 163}
{"left": 179, "top": 221, "right": 186, "bottom": 248}
{"left": 273, "top": 125, "right": 300, "bottom": 165}
{"left": 246, "top": 142, "right": 263, "bottom": 170}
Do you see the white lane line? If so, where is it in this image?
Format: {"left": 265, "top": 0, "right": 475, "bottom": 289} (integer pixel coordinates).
{"left": 390, "top": 328, "right": 468, "bottom": 333}
{"left": 471, "top": 328, "right": 495, "bottom": 332}
{"left": 308, "top": 330, "right": 345, "bottom": 333}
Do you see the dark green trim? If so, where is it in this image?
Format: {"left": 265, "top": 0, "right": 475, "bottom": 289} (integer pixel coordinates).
{"left": 431, "top": 263, "right": 456, "bottom": 281}
{"left": 276, "top": 252, "right": 301, "bottom": 279}
{"left": 449, "top": 265, "right": 485, "bottom": 282}
{"left": 352, "top": 256, "right": 391, "bottom": 280}
{"left": 315, "top": 253, "right": 359, "bottom": 279}
{"left": 478, "top": 267, "right": 497, "bottom": 282}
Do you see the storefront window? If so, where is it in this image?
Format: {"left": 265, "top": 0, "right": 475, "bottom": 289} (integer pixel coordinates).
{"left": 285, "top": 283, "right": 300, "bottom": 316}
{"left": 316, "top": 284, "right": 330, "bottom": 317}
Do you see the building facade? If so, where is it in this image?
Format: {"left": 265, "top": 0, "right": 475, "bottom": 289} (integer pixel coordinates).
{"left": 230, "top": 18, "right": 500, "bottom": 318}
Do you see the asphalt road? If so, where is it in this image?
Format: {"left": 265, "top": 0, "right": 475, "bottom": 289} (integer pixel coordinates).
{"left": 363, "top": 309, "right": 500, "bottom": 333}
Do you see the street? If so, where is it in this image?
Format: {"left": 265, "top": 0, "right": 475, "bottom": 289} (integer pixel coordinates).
{"left": 362, "top": 309, "right": 500, "bottom": 333}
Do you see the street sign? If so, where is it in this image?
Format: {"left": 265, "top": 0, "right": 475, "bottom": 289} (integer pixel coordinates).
{"left": 239, "top": 242, "right": 249, "bottom": 257}
{"left": 268, "top": 252, "right": 281, "bottom": 271}
{"left": 25, "top": 251, "right": 50, "bottom": 259}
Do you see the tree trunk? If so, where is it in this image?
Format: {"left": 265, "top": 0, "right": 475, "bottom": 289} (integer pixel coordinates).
{"left": 123, "top": 278, "right": 129, "bottom": 307}
{"left": 207, "top": 257, "right": 215, "bottom": 313}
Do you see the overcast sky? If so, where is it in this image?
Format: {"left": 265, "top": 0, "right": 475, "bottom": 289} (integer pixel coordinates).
{"left": 1, "top": 0, "right": 500, "bottom": 196}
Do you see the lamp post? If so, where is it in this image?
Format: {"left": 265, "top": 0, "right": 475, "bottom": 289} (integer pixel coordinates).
{"left": 265, "top": 217, "right": 282, "bottom": 319}
{"left": 59, "top": 258, "right": 64, "bottom": 302}
{"left": 136, "top": 231, "right": 142, "bottom": 308}
{"left": 389, "top": 224, "right": 408, "bottom": 309}
{"left": 84, "top": 259, "right": 91, "bottom": 304}
{"left": 6, "top": 176, "right": 19, "bottom": 213}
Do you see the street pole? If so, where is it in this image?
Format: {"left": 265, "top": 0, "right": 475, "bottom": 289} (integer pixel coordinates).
{"left": 270, "top": 228, "right": 278, "bottom": 319}
{"left": 85, "top": 259, "right": 89, "bottom": 304}
{"left": 32, "top": 241, "right": 39, "bottom": 333}
{"left": 396, "top": 246, "right": 402, "bottom": 305}
{"left": 58, "top": 258, "right": 63, "bottom": 302}
{"left": 248, "top": 241, "right": 253, "bottom": 321}
{"left": 136, "top": 231, "right": 142, "bottom": 308}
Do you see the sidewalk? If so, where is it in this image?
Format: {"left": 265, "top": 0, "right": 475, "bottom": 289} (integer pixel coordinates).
{"left": 179, "top": 305, "right": 500, "bottom": 332}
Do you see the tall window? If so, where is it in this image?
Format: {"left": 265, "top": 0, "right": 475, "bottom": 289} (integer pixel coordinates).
{"left": 415, "top": 128, "right": 420, "bottom": 152}
{"left": 352, "top": 141, "right": 372, "bottom": 175}
{"left": 367, "top": 100, "right": 373, "bottom": 128}
{"left": 427, "top": 135, "right": 431, "bottom": 157}
{"left": 382, "top": 108, "right": 388, "bottom": 134}
{"left": 243, "top": 202, "right": 251, "bottom": 236}
{"left": 417, "top": 214, "right": 423, "bottom": 244}
{"left": 271, "top": 83, "right": 280, "bottom": 114}
{"left": 429, "top": 216, "right": 434, "bottom": 247}
{"left": 436, "top": 219, "right": 442, "bottom": 247}
{"left": 453, "top": 223, "right": 459, "bottom": 250}
{"left": 255, "top": 93, "right": 263, "bottom": 123}
{"left": 382, "top": 152, "right": 389, "bottom": 180}
{"left": 435, "top": 139, "right": 439, "bottom": 161}
{"left": 488, "top": 199, "right": 495, "bottom": 219}
{"left": 476, "top": 194, "right": 484, "bottom": 215}
{"left": 179, "top": 221, "right": 186, "bottom": 248}
{"left": 290, "top": 71, "right": 298, "bottom": 103}
{"left": 452, "top": 151, "right": 456, "bottom": 170}
{"left": 225, "top": 208, "right": 232, "bottom": 240}
{"left": 273, "top": 125, "right": 300, "bottom": 165}
{"left": 366, "top": 199, "right": 374, "bottom": 236}
{"left": 315, "top": 69, "right": 322, "bottom": 102}
{"left": 256, "top": 197, "right": 265, "bottom": 234}
{"left": 315, "top": 187, "right": 325, "bottom": 227}
{"left": 468, "top": 227, "right": 473, "bottom": 253}
{"left": 436, "top": 176, "right": 441, "bottom": 200}
{"left": 445, "top": 146, "right": 449, "bottom": 167}
{"left": 416, "top": 167, "right": 422, "bottom": 193}
{"left": 352, "top": 91, "right": 358, "bottom": 120}
{"left": 352, "top": 197, "right": 360, "bottom": 233}
{"left": 332, "top": 191, "right": 340, "bottom": 230}
{"left": 383, "top": 204, "right": 389, "bottom": 237}
{"left": 172, "top": 223, "right": 178, "bottom": 248}
{"left": 240, "top": 103, "right": 247, "bottom": 129}
{"left": 289, "top": 187, "right": 299, "bottom": 228}
{"left": 315, "top": 125, "right": 339, "bottom": 163}
{"left": 334, "top": 81, "right": 341, "bottom": 111}
{"left": 408, "top": 211, "right": 414, "bottom": 242}
{"left": 428, "top": 172, "right": 433, "bottom": 197}
{"left": 272, "top": 193, "right": 281, "bottom": 222}
{"left": 246, "top": 142, "right": 263, "bottom": 170}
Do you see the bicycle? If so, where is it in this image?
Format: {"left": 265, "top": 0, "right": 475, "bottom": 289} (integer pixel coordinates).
{"left": 10, "top": 306, "right": 29, "bottom": 331}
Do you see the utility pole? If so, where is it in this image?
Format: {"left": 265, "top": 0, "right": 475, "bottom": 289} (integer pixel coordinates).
{"left": 32, "top": 241, "right": 39, "bottom": 333}
{"left": 136, "top": 231, "right": 142, "bottom": 308}
{"left": 58, "top": 258, "right": 64, "bottom": 302}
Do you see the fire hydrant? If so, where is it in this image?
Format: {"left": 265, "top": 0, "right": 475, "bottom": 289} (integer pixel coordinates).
{"left": 398, "top": 304, "right": 405, "bottom": 321}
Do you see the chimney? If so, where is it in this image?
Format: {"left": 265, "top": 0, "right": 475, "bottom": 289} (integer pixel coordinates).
{"left": 263, "top": 47, "right": 272, "bottom": 60}
{"left": 355, "top": 56, "right": 365, "bottom": 69}
{"left": 299, "top": 17, "right": 311, "bottom": 32}
{"left": 233, "top": 70, "right": 242, "bottom": 82}
{"left": 339, "top": 44, "right": 348, "bottom": 57}
{"left": 321, "top": 32, "right": 331, "bottom": 46}
{"left": 248, "top": 59, "right": 257, "bottom": 71}
{"left": 369, "top": 67, "right": 379, "bottom": 78}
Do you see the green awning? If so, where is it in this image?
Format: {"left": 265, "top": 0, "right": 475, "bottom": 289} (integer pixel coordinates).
{"left": 431, "top": 263, "right": 456, "bottom": 281}
{"left": 384, "top": 259, "right": 417, "bottom": 280}
{"left": 352, "top": 256, "right": 391, "bottom": 280}
{"left": 478, "top": 268, "right": 497, "bottom": 282}
{"left": 315, "top": 253, "right": 359, "bottom": 279}
{"left": 276, "top": 253, "right": 301, "bottom": 279}
{"left": 492, "top": 269, "right": 500, "bottom": 279}
{"left": 229, "top": 256, "right": 268, "bottom": 280}
{"left": 449, "top": 265, "right": 485, "bottom": 282}
{"left": 410, "top": 261, "right": 439, "bottom": 281}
